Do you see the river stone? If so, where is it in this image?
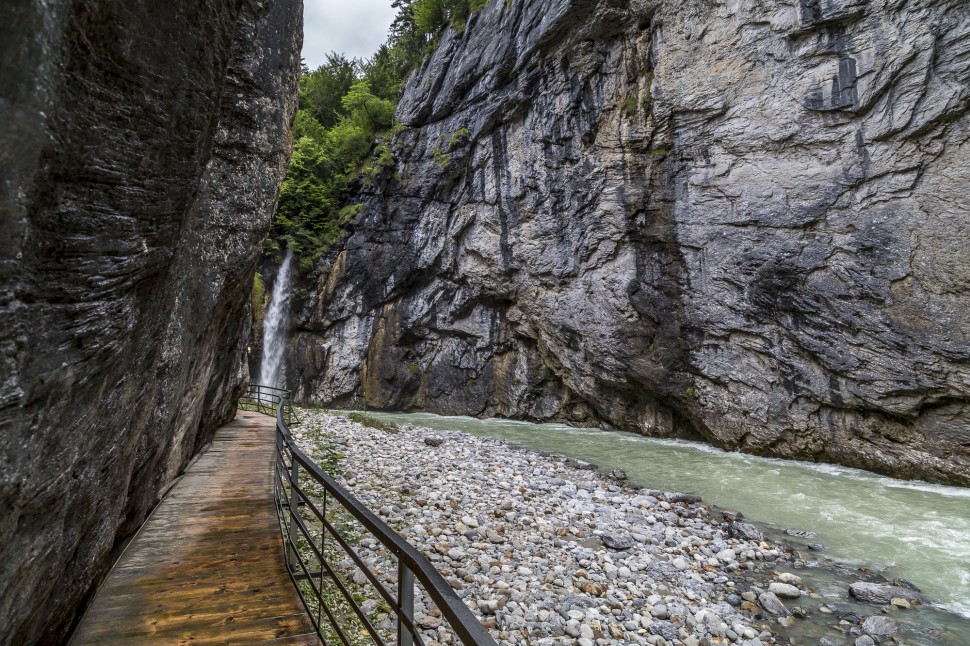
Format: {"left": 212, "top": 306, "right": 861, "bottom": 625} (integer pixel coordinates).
{"left": 849, "top": 582, "right": 925, "bottom": 604}
{"left": 768, "top": 582, "right": 802, "bottom": 599}
{"left": 758, "top": 592, "right": 792, "bottom": 616}
{"left": 424, "top": 436, "right": 445, "bottom": 447}
{"left": 854, "top": 637, "right": 876, "bottom": 646}
{"left": 666, "top": 493, "right": 703, "bottom": 504}
{"left": 0, "top": 1, "right": 300, "bottom": 643}
{"left": 648, "top": 621, "right": 680, "bottom": 641}
{"left": 601, "top": 533, "right": 635, "bottom": 550}
{"left": 729, "top": 522, "right": 765, "bottom": 542}
{"left": 862, "top": 616, "right": 900, "bottom": 636}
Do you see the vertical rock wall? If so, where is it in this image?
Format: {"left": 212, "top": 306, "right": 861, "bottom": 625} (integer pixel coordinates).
{"left": 291, "top": 0, "right": 970, "bottom": 485}
{"left": 0, "top": 1, "right": 301, "bottom": 643}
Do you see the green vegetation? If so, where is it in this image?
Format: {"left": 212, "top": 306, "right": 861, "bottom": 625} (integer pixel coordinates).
{"left": 270, "top": 2, "right": 495, "bottom": 272}
{"left": 272, "top": 64, "right": 396, "bottom": 271}
{"left": 621, "top": 95, "right": 639, "bottom": 114}
{"left": 345, "top": 411, "right": 400, "bottom": 434}
{"left": 448, "top": 127, "right": 471, "bottom": 148}
{"left": 432, "top": 147, "right": 450, "bottom": 167}
{"left": 413, "top": 0, "right": 491, "bottom": 35}
{"left": 251, "top": 273, "right": 265, "bottom": 318}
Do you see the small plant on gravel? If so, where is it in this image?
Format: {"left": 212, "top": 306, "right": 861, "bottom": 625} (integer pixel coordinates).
{"left": 345, "top": 411, "right": 399, "bottom": 434}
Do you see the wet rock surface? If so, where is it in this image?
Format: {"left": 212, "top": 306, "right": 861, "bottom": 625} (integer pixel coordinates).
{"left": 0, "top": 1, "right": 301, "bottom": 642}
{"left": 291, "top": 0, "right": 970, "bottom": 485}
{"left": 849, "top": 582, "right": 926, "bottom": 605}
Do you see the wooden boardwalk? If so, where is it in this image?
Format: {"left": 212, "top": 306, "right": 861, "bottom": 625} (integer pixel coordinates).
{"left": 72, "top": 411, "right": 318, "bottom": 645}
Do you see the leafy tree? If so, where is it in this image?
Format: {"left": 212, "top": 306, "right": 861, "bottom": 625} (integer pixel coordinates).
{"left": 300, "top": 53, "right": 359, "bottom": 128}
{"left": 268, "top": 1, "right": 494, "bottom": 271}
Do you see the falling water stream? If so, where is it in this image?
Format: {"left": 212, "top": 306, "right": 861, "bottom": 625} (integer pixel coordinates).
{"left": 358, "top": 411, "right": 970, "bottom": 644}
{"left": 259, "top": 249, "right": 294, "bottom": 388}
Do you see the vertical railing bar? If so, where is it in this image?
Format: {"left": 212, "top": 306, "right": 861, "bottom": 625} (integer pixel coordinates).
{"left": 319, "top": 488, "right": 327, "bottom": 635}
{"left": 288, "top": 457, "right": 300, "bottom": 569}
{"left": 398, "top": 561, "right": 415, "bottom": 646}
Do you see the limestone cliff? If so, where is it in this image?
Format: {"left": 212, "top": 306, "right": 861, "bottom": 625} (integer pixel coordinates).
{"left": 0, "top": 1, "right": 301, "bottom": 642}
{"left": 290, "top": 0, "right": 970, "bottom": 486}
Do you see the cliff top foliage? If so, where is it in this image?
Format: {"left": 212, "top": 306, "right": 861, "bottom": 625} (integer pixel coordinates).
{"left": 269, "top": 0, "right": 493, "bottom": 271}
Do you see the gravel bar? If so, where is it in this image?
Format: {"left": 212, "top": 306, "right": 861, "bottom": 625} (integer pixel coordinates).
{"left": 293, "top": 411, "right": 811, "bottom": 646}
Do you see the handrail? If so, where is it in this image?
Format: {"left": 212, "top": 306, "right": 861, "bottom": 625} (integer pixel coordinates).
{"left": 240, "top": 384, "right": 496, "bottom": 646}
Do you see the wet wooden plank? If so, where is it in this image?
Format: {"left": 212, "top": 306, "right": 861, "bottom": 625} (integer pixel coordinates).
{"left": 71, "top": 411, "right": 319, "bottom": 645}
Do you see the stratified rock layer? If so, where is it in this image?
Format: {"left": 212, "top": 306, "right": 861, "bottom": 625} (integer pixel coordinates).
{"left": 293, "top": 0, "right": 970, "bottom": 485}
{"left": 0, "top": 1, "right": 301, "bottom": 643}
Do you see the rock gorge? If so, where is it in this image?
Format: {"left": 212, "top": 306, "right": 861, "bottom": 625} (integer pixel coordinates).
{"left": 288, "top": 0, "right": 970, "bottom": 486}
{"left": 0, "top": 1, "right": 300, "bottom": 642}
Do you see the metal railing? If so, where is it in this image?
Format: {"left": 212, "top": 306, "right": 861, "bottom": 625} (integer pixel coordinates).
{"left": 240, "top": 384, "right": 497, "bottom": 646}
{"left": 239, "top": 383, "right": 298, "bottom": 425}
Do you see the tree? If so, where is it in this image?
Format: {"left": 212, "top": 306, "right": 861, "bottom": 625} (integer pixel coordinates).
{"left": 300, "top": 53, "right": 359, "bottom": 128}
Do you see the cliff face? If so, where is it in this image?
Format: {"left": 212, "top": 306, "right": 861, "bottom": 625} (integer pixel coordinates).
{"left": 292, "top": 0, "right": 970, "bottom": 485}
{"left": 0, "top": 1, "right": 301, "bottom": 642}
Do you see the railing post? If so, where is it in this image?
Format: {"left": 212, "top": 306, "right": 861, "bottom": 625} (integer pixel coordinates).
{"left": 287, "top": 453, "right": 300, "bottom": 569}
{"left": 398, "top": 561, "right": 415, "bottom": 646}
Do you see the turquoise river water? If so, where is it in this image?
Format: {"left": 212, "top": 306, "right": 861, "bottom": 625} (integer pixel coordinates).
{"left": 359, "top": 411, "right": 970, "bottom": 642}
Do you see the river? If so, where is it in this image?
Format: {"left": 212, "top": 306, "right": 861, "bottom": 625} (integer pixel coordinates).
{"left": 359, "top": 411, "right": 970, "bottom": 642}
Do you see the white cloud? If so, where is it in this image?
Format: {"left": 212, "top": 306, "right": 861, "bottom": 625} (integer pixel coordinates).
{"left": 302, "top": 0, "right": 398, "bottom": 69}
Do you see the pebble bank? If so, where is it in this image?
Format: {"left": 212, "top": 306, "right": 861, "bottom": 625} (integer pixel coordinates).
{"left": 292, "top": 411, "right": 857, "bottom": 646}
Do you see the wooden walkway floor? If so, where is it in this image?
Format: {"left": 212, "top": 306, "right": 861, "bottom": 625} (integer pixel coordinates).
{"left": 72, "top": 411, "right": 318, "bottom": 645}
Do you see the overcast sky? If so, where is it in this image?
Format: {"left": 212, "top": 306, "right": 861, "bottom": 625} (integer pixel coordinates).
{"left": 302, "top": 0, "right": 398, "bottom": 69}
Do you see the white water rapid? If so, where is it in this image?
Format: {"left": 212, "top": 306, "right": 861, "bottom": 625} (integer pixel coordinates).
{"left": 258, "top": 249, "right": 294, "bottom": 388}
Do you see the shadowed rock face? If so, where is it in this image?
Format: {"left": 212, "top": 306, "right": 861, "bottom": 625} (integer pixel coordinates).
{"left": 291, "top": 0, "right": 970, "bottom": 485}
{"left": 0, "top": 1, "right": 301, "bottom": 642}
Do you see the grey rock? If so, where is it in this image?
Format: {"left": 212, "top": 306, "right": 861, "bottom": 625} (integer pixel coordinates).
{"left": 609, "top": 468, "right": 628, "bottom": 481}
{"left": 758, "top": 592, "right": 792, "bottom": 617}
{"left": 648, "top": 620, "right": 680, "bottom": 641}
{"left": 854, "top": 637, "right": 876, "bottom": 646}
{"left": 0, "top": 1, "right": 300, "bottom": 643}
{"left": 729, "top": 522, "right": 765, "bottom": 542}
{"left": 288, "top": 0, "right": 970, "bottom": 487}
{"left": 849, "top": 581, "right": 925, "bottom": 604}
{"left": 862, "top": 616, "right": 900, "bottom": 636}
{"left": 424, "top": 436, "right": 445, "bottom": 447}
{"left": 601, "top": 533, "right": 635, "bottom": 550}
{"left": 768, "top": 582, "right": 802, "bottom": 599}
{"left": 666, "top": 493, "right": 703, "bottom": 504}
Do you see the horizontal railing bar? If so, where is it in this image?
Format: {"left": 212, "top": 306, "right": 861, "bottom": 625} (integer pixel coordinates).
{"left": 289, "top": 507, "right": 326, "bottom": 566}
{"left": 319, "top": 515, "right": 399, "bottom": 611}
{"left": 287, "top": 531, "right": 324, "bottom": 601}
{"left": 317, "top": 551, "right": 388, "bottom": 646}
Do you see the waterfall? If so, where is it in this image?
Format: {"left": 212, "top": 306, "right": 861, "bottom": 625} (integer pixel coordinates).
{"left": 259, "top": 249, "right": 294, "bottom": 388}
